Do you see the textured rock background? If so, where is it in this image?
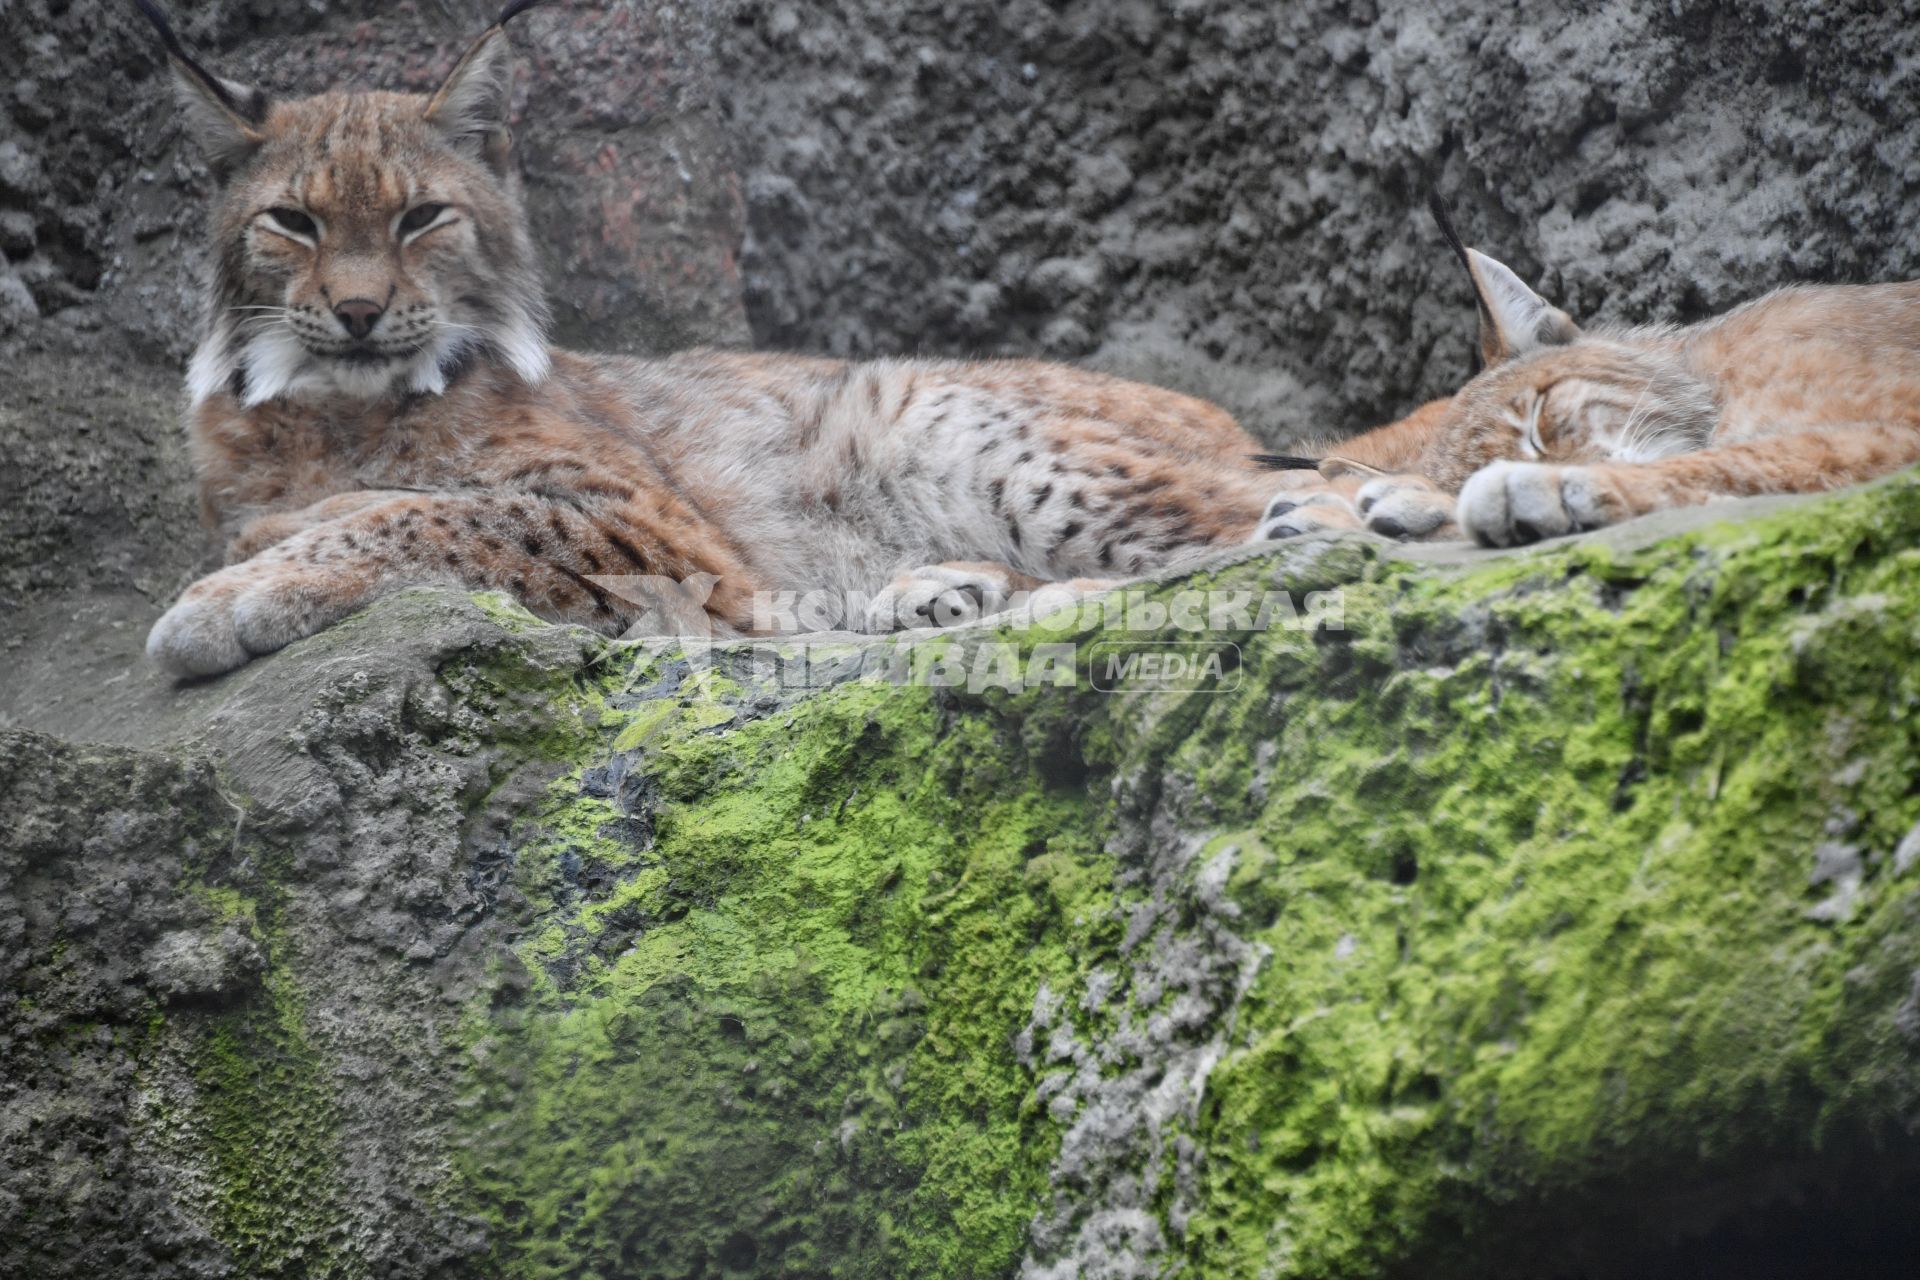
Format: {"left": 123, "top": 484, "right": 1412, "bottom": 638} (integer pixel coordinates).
{"left": 3, "top": 0, "right": 1917, "bottom": 437}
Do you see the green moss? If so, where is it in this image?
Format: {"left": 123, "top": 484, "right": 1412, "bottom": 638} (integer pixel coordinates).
{"left": 161, "top": 802, "right": 355, "bottom": 1275}
{"left": 470, "top": 589, "right": 552, "bottom": 633}
{"left": 187, "top": 963, "right": 352, "bottom": 1276}
{"left": 449, "top": 474, "right": 1920, "bottom": 1277}
{"left": 1172, "top": 477, "right": 1920, "bottom": 1277}
{"left": 460, "top": 677, "right": 1125, "bottom": 1278}
{"left": 190, "top": 882, "right": 260, "bottom": 929}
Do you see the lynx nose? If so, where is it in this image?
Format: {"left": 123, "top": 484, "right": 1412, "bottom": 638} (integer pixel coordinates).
{"left": 332, "top": 298, "right": 385, "bottom": 340}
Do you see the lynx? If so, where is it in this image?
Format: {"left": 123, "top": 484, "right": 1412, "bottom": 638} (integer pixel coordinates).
{"left": 134, "top": 0, "right": 1354, "bottom": 678}
{"left": 1341, "top": 218, "right": 1920, "bottom": 546}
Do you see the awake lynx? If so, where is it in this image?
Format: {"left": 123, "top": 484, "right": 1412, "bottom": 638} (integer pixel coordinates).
{"left": 135, "top": 0, "right": 1337, "bottom": 678}
{"left": 1342, "top": 215, "right": 1920, "bottom": 546}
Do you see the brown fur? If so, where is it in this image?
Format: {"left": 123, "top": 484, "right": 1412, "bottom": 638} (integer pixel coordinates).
{"left": 139, "top": 11, "right": 1350, "bottom": 675}
{"left": 176, "top": 351, "right": 1287, "bottom": 656}
{"left": 1346, "top": 246, "right": 1920, "bottom": 545}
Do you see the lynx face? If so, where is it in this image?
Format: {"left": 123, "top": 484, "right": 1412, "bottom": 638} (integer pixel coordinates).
{"left": 1418, "top": 246, "right": 1718, "bottom": 489}
{"left": 164, "top": 15, "right": 550, "bottom": 406}
{"left": 1427, "top": 341, "right": 1719, "bottom": 488}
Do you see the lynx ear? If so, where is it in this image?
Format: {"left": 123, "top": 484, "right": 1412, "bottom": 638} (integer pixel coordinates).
{"left": 1463, "top": 248, "right": 1581, "bottom": 366}
{"left": 425, "top": 2, "right": 553, "bottom": 172}
{"left": 1424, "top": 194, "right": 1579, "bottom": 366}
{"left": 134, "top": 0, "right": 270, "bottom": 176}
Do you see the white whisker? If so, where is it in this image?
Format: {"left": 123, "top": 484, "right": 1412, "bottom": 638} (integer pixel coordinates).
{"left": 1610, "top": 379, "right": 1665, "bottom": 462}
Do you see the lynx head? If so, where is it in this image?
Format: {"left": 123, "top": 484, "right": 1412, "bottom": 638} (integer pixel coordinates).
{"left": 1425, "top": 233, "right": 1718, "bottom": 488}
{"left": 136, "top": 0, "right": 554, "bottom": 407}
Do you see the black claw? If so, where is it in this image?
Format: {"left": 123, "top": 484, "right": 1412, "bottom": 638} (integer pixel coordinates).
{"left": 1265, "top": 499, "right": 1297, "bottom": 520}
{"left": 1371, "top": 516, "right": 1406, "bottom": 539}
{"left": 1264, "top": 523, "right": 1299, "bottom": 541}
{"left": 1511, "top": 519, "right": 1544, "bottom": 544}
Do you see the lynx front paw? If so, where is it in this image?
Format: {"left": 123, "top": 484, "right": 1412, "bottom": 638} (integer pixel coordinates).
{"left": 1251, "top": 490, "right": 1361, "bottom": 541}
{"left": 1456, "top": 461, "right": 1621, "bottom": 547}
{"left": 865, "top": 563, "right": 1016, "bottom": 631}
{"left": 147, "top": 562, "right": 362, "bottom": 678}
{"left": 146, "top": 593, "right": 253, "bottom": 678}
{"left": 1355, "top": 475, "right": 1457, "bottom": 540}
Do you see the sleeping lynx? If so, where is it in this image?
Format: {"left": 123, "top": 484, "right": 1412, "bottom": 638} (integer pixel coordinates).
{"left": 1342, "top": 218, "right": 1920, "bottom": 546}
{"left": 134, "top": 0, "right": 1336, "bottom": 678}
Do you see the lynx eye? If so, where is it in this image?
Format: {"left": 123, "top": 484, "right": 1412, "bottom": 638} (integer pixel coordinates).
{"left": 399, "top": 203, "right": 448, "bottom": 235}
{"left": 1521, "top": 396, "right": 1546, "bottom": 456}
{"left": 264, "top": 207, "right": 318, "bottom": 239}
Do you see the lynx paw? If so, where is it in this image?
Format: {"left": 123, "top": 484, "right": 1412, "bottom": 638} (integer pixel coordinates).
{"left": 148, "top": 561, "right": 359, "bottom": 678}
{"left": 1355, "top": 475, "right": 1457, "bottom": 540}
{"left": 1456, "top": 461, "right": 1620, "bottom": 547}
{"left": 1251, "top": 490, "right": 1361, "bottom": 541}
{"left": 866, "top": 563, "right": 1016, "bottom": 631}
{"left": 146, "top": 594, "right": 252, "bottom": 678}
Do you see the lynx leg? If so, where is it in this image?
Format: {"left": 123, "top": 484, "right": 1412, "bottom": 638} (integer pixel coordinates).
{"left": 1249, "top": 488, "right": 1363, "bottom": 540}
{"left": 148, "top": 492, "right": 754, "bottom": 677}
{"left": 1355, "top": 474, "right": 1458, "bottom": 540}
{"left": 225, "top": 489, "right": 425, "bottom": 561}
{"left": 1246, "top": 398, "right": 1457, "bottom": 542}
{"left": 864, "top": 561, "right": 1118, "bottom": 632}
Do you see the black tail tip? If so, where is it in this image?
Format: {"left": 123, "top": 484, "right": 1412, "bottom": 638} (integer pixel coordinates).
{"left": 1250, "top": 453, "right": 1323, "bottom": 472}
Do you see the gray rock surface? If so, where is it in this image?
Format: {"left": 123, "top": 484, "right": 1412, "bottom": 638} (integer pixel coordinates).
{"left": 717, "top": 0, "right": 1920, "bottom": 435}
{"left": 1, "top": 591, "right": 600, "bottom": 1279}
{"left": 4, "top": 1, "right": 1915, "bottom": 441}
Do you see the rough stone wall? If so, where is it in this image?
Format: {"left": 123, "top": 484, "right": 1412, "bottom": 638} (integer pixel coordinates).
{"left": 715, "top": 0, "right": 1920, "bottom": 434}
{"left": 5, "top": 1, "right": 1916, "bottom": 441}
{"left": 0, "top": 596, "right": 604, "bottom": 1280}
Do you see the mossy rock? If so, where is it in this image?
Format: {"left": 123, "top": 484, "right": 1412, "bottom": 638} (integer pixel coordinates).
{"left": 5, "top": 474, "right": 1920, "bottom": 1278}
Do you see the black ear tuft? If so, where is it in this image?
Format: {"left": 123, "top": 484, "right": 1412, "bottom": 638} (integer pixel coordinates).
{"left": 424, "top": 1, "right": 557, "bottom": 172}
{"left": 1427, "top": 191, "right": 1487, "bottom": 377}
{"left": 1249, "top": 454, "right": 1324, "bottom": 471}
{"left": 496, "top": 0, "right": 555, "bottom": 27}
{"left": 134, "top": 0, "right": 265, "bottom": 124}
{"left": 1427, "top": 191, "right": 1472, "bottom": 278}
{"left": 133, "top": 0, "right": 184, "bottom": 55}
{"left": 135, "top": 0, "right": 271, "bottom": 173}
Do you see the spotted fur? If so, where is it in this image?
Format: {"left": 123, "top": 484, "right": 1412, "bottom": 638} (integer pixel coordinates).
{"left": 138, "top": 6, "right": 1325, "bottom": 676}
